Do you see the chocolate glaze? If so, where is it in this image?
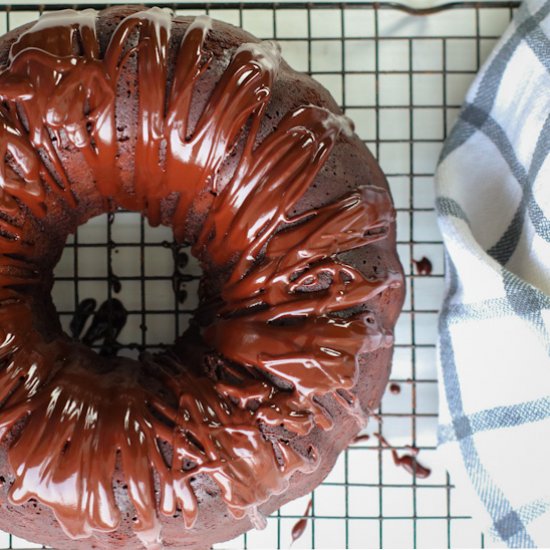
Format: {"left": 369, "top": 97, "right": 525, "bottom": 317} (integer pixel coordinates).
{"left": 389, "top": 382, "right": 401, "bottom": 394}
{"left": 0, "top": 6, "right": 404, "bottom": 549}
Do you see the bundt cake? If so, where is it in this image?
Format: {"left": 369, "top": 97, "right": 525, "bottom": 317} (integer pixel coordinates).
{"left": 0, "top": 5, "right": 404, "bottom": 549}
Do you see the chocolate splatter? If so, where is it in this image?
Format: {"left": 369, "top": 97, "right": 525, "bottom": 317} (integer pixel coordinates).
{"left": 352, "top": 433, "right": 371, "bottom": 444}
{"left": 375, "top": 433, "right": 431, "bottom": 478}
{"left": 108, "top": 271, "right": 122, "bottom": 294}
{"left": 290, "top": 498, "right": 313, "bottom": 545}
{"left": 389, "top": 383, "right": 401, "bottom": 394}
{"left": 70, "top": 298, "right": 97, "bottom": 339}
{"left": 412, "top": 256, "right": 432, "bottom": 276}
{"left": 171, "top": 245, "right": 192, "bottom": 304}
{"left": 77, "top": 298, "right": 128, "bottom": 356}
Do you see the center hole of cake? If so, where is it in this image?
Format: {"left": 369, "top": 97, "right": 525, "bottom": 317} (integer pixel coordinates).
{"left": 52, "top": 212, "right": 202, "bottom": 359}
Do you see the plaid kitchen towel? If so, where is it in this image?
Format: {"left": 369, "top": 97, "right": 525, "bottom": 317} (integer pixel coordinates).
{"left": 435, "top": 0, "right": 550, "bottom": 546}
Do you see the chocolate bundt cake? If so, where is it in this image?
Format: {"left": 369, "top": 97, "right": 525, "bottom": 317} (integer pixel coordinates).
{"left": 0, "top": 6, "right": 404, "bottom": 549}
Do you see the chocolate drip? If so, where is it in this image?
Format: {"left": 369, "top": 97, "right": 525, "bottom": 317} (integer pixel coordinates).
{"left": 172, "top": 246, "right": 192, "bottom": 304}
{"left": 70, "top": 298, "right": 97, "bottom": 339}
{"left": 290, "top": 498, "right": 313, "bottom": 545}
{"left": 109, "top": 272, "right": 122, "bottom": 294}
{"left": 83, "top": 298, "right": 128, "bottom": 356}
{"left": 0, "top": 7, "right": 401, "bottom": 547}
{"left": 70, "top": 298, "right": 128, "bottom": 357}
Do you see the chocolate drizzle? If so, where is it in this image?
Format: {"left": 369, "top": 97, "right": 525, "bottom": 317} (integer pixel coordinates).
{"left": 0, "top": 7, "right": 401, "bottom": 548}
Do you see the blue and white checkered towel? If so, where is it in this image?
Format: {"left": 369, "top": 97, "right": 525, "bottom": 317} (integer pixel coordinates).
{"left": 435, "top": 0, "right": 550, "bottom": 546}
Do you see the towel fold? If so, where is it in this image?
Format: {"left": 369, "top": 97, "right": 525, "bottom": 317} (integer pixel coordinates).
{"left": 435, "top": 0, "right": 550, "bottom": 546}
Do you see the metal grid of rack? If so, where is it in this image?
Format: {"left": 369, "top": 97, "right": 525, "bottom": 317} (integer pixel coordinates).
{"left": 0, "top": 2, "right": 519, "bottom": 548}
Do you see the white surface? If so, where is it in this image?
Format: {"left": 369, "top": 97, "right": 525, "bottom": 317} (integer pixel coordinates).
{"left": 0, "top": 2, "right": 514, "bottom": 549}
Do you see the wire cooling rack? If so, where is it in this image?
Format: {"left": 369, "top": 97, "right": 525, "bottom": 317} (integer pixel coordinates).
{"left": 0, "top": 1, "right": 519, "bottom": 549}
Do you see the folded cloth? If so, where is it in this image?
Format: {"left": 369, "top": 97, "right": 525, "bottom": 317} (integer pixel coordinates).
{"left": 435, "top": 0, "right": 550, "bottom": 546}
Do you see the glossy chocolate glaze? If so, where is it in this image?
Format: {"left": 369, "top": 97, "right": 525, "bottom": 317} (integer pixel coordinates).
{"left": 0, "top": 7, "right": 403, "bottom": 549}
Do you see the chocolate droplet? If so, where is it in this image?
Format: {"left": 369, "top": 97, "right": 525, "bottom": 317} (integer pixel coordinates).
{"left": 389, "top": 383, "right": 401, "bottom": 394}
{"left": 412, "top": 256, "right": 432, "bottom": 276}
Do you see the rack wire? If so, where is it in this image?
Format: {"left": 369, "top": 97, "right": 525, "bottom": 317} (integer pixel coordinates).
{"left": 0, "top": 2, "right": 519, "bottom": 548}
